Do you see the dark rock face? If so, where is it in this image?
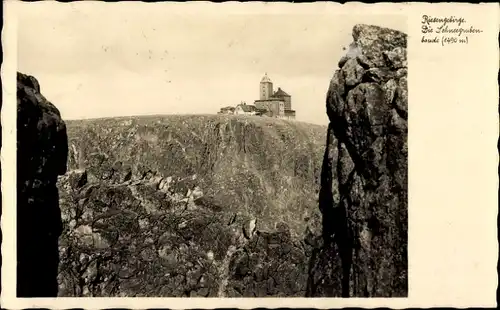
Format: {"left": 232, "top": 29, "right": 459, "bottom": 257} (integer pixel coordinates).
{"left": 17, "top": 72, "right": 69, "bottom": 297}
{"left": 56, "top": 115, "right": 326, "bottom": 297}
{"left": 307, "top": 24, "right": 408, "bottom": 297}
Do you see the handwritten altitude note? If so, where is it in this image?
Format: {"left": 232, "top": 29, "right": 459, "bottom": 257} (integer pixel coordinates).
{"left": 420, "top": 15, "right": 484, "bottom": 46}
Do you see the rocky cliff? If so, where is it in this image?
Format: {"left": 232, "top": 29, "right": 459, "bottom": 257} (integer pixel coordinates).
{"left": 17, "top": 72, "right": 69, "bottom": 297}
{"left": 56, "top": 115, "right": 327, "bottom": 297}
{"left": 307, "top": 24, "right": 408, "bottom": 297}
{"left": 16, "top": 23, "right": 407, "bottom": 298}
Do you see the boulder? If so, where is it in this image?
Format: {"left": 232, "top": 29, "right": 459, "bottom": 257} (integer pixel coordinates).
{"left": 308, "top": 24, "right": 408, "bottom": 297}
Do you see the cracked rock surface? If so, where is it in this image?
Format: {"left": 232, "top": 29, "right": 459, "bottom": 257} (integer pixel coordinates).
{"left": 307, "top": 24, "right": 408, "bottom": 297}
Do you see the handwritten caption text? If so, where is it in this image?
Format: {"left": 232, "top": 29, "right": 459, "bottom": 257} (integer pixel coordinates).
{"left": 421, "top": 15, "right": 483, "bottom": 46}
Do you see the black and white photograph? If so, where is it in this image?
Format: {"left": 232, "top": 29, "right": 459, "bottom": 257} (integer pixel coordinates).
{"left": 15, "top": 2, "right": 409, "bottom": 299}
{"left": 3, "top": 2, "right": 497, "bottom": 308}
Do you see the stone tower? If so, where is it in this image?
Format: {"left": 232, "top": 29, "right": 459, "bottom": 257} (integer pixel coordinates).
{"left": 260, "top": 73, "right": 273, "bottom": 100}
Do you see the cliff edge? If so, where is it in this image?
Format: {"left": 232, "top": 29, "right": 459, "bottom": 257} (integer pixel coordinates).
{"left": 56, "top": 114, "right": 326, "bottom": 297}
{"left": 307, "top": 24, "right": 408, "bottom": 297}
{"left": 17, "top": 72, "right": 69, "bottom": 296}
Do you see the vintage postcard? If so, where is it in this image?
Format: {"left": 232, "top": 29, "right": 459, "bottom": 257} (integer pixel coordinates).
{"left": 1, "top": 1, "right": 498, "bottom": 309}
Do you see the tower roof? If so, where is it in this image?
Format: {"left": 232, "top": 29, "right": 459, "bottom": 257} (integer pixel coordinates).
{"left": 260, "top": 73, "right": 272, "bottom": 83}
{"left": 273, "top": 87, "right": 290, "bottom": 97}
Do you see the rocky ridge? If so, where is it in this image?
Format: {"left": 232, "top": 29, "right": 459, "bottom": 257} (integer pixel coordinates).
{"left": 307, "top": 24, "right": 408, "bottom": 297}
{"left": 56, "top": 115, "right": 326, "bottom": 297}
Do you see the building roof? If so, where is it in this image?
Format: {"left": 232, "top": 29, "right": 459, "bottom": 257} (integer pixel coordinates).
{"left": 237, "top": 104, "right": 257, "bottom": 112}
{"left": 273, "top": 87, "right": 290, "bottom": 97}
{"left": 255, "top": 108, "right": 268, "bottom": 115}
{"left": 260, "top": 73, "right": 272, "bottom": 83}
{"left": 254, "top": 98, "right": 284, "bottom": 103}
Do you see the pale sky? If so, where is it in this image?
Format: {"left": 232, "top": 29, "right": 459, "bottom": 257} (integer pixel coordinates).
{"left": 16, "top": 2, "right": 406, "bottom": 125}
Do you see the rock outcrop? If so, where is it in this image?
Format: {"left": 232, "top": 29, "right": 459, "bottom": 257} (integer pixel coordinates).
{"left": 307, "top": 24, "right": 408, "bottom": 297}
{"left": 17, "top": 24, "right": 406, "bottom": 297}
{"left": 17, "top": 72, "right": 69, "bottom": 296}
{"left": 56, "top": 115, "right": 326, "bottom": 297}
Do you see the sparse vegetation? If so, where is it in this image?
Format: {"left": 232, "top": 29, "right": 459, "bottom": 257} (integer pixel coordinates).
{"left": 57, "top": 114, "right": 327, "bottom": 297}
